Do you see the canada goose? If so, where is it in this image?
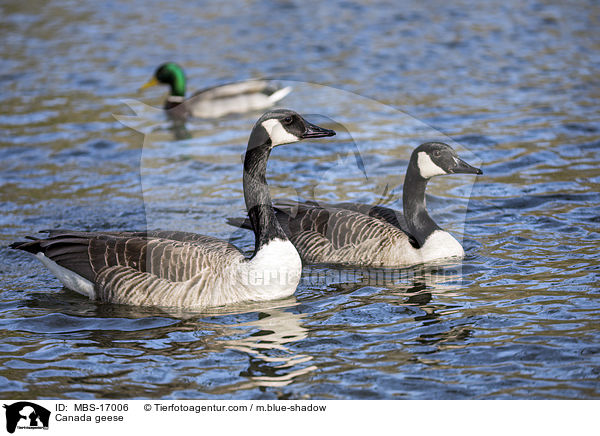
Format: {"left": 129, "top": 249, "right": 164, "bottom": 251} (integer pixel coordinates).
{"left": 228, "top": 142, "right": 482, "bottom": 267}
{"left": 140, "top": 62, "right": 292, "bottom": 119}
{"left": 10, "top": 110, "right": 335, "bottom": 308}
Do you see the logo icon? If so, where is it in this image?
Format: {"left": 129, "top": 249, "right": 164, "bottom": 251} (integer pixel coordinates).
{"left": 3, "top": 402, "right": 50, "bottom": 434}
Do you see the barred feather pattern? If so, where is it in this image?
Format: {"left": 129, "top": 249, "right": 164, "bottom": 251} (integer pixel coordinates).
{"left": 272, "top": 203, "right": 425, "bottom": 267}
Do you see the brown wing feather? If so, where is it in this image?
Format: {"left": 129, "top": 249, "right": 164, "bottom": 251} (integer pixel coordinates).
{"left": 11, "top": 230, "right": 242, "bottom": 284}
{"left": 272, "top": 200, "right": 418, "bottom": 249}
{"left": 267, "top": 202, "right": 410, "bottom": 264}
{"left": 328, "top": 202, "right": 408, "bottom": 230}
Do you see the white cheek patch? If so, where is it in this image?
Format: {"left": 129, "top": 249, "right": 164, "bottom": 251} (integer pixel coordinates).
{"left": 417, "top": 152, "right": 447, "bottom": 178}
{"left": 261, "top": 119, "right": 300, "bottom": 146}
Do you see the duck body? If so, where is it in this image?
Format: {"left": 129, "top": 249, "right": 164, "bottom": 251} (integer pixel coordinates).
{"left": 11, "top": 110, "right": 335, "bottom": 309}
{"left": 228, "top": 142, "right": 482, "bottom": 267}
{"left": 141, "top": 63, "right": 292, "bottom": 119}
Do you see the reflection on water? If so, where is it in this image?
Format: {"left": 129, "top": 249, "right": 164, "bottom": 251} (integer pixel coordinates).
{"left": 1, "top": 0, "right": 599, "bottom": 399}
{"left": 219, "top": 309, "right": 315, "bottom": 390}
{"left": 0, "top": 256, "right": 479, "bottom": 399}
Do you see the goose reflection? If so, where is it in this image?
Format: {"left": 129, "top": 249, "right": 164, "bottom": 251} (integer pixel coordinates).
{"left": 21, "top": 262, "right": 468, "bottom": 398}
{"left": 213, "top": 308, "right": 316, "bottom": 389}
{"left": 26, "top": 293, "right": 317, "bottom": 395}
{"left": 303, "top": 262, "right": 467, "bottom": 329}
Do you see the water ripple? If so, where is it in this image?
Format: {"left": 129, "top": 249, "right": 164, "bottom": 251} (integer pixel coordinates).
{"left": 0, "top": 0, "right": 599, "bottom": 400}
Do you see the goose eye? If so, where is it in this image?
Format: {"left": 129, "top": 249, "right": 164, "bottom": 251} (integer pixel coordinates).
{"left": 282, "top": 116, "right": 293, "bottom": 125}
{"left": 433, "top": 150, "right": 441, "bottom": 158}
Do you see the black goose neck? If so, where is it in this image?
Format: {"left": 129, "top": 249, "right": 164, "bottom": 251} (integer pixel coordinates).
{"left": 402, "top": 163, "right": 441, "bottom": 247}
{"left": 243, "top": 137, "right": 288, "bottom": 256}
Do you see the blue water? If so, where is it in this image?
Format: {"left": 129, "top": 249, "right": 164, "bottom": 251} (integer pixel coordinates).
{"left": 0, "top": 0, "right": 599, "bottom": 399}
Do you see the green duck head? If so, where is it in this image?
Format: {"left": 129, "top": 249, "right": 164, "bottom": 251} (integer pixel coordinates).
{"left": 140, "top": 62, "right": 186, "bottom": 97}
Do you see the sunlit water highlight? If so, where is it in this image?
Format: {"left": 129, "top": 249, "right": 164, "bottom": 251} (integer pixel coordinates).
{"left": 0, "top": 0, "right": 598, "bottom": 399}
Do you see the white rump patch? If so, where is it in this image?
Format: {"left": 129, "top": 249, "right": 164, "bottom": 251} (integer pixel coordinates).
{"left": 417, "top": 152, "right": 447, "bottom": 178}
{"left": 35, "top": 253, "right": 95, "bottom": 299}
{"left": 261, "top": 118, "right": 300, "bottom": 146}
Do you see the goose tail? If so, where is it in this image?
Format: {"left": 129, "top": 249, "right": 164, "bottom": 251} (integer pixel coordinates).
{"left": 226, "top": 217, "right": 253, "bottom": 230}
{"left": 9, "top": 237, "right": 42, "bottom": 252}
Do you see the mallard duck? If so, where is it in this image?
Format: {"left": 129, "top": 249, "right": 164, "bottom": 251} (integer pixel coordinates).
{"left": 140, "top": 62, "right": 292, "bottom": 118}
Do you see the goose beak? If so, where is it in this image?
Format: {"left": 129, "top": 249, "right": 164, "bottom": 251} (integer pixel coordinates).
{"left": 139, "top": 77, "right": 159, "bottom": 91}
{"left": 452, "top": 157, "right": 483, "bottom": 175}
{"left": 301, "top": 121, "right": 336, "bottom": 139}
